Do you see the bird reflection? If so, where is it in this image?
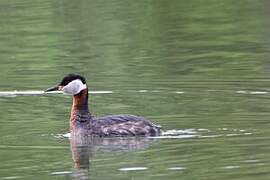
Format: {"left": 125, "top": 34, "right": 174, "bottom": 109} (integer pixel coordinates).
{"left": 69, "top": 133, "right": 155, "bottom": 179}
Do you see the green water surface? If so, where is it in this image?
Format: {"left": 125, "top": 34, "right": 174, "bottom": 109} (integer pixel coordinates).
{"left": 1, "top": 0, "right": 270, "bottom": 179}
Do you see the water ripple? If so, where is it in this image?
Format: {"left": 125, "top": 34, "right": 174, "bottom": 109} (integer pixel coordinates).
{"left": 119, "top": 167, "right": 148, "bottom": 171}
{"left": 0, "top": 90, "right": 113, "bottom": 97}
{"left": 0, "top": 89, "right": 268, "bottom": 97}
{"left": 50, "top": 171, "right": 72, "bottom": 175}
{"left": 54, "top": 128, "right": 252, "bottom": 140}
{"left": 167, "top": 167, "right": 186, "bottom": 170}
{"left": 0, "top": 177, "right": 22, "bottom": 180}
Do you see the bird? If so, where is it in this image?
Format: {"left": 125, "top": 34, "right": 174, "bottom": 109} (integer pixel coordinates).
{"left": 45, "top": 74, "right": 162, "bottom": 137}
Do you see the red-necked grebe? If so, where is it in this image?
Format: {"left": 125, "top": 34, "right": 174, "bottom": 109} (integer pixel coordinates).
{"left": 45, "top": 74, "right": 162, "bottom": 136}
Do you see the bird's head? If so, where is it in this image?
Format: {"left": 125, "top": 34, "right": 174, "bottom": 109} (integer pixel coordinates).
{"left": 45, "top": 74, "right": 87, "bottom": 95}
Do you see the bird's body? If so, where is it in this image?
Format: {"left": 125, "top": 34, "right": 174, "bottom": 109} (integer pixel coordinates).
{"left": 46, "top": 74, "right": 162, "bottom": 137}
{"left": 72, "top": 114, "right": 161, "bottom": 137}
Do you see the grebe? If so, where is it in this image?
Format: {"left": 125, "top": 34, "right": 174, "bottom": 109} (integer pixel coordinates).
{"left": 45, "top": 74, "right": 161, "bottom": 137}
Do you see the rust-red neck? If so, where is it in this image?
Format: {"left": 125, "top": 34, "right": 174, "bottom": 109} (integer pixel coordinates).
{"left": 70, "top": 88, "right": 91, "bottom": 130}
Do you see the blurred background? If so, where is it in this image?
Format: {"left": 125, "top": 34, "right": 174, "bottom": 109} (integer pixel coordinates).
{"left": 1, "top": 0, "right": 270, "bottom": 179}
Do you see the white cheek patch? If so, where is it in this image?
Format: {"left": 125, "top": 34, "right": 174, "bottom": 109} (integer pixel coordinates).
{"left": 62, "top": 79, "right": 87, "bottom": 95}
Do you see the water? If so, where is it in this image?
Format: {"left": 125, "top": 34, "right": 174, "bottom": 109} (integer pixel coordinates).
{"left": 1, "top": 0, "right": 270, "bottom": 179}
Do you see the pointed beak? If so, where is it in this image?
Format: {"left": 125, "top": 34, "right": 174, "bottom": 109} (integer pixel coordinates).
{"left": 45, "top": 85, "right": 59, "bottom": 92}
